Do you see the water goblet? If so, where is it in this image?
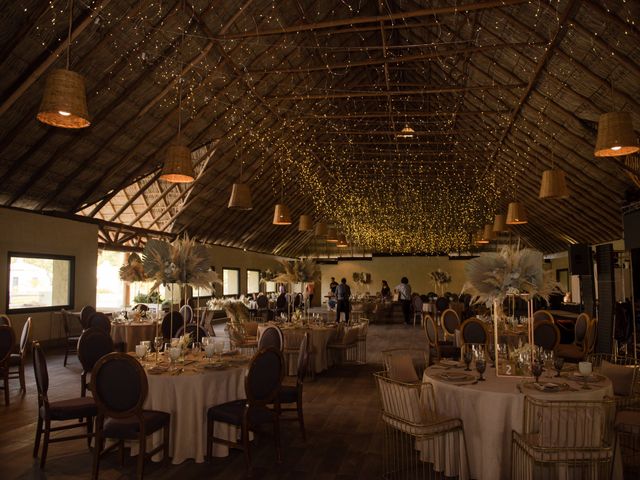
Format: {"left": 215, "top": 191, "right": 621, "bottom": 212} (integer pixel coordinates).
{"left": 140, "top": 341, "right": 151, "bottom": 358}
{"left": 463, "top": 349, "right": 473, "bottom": 371}
{"left": 168, "top": 347, "right": 181, "bottom": 370}
{"left": 204, "top": 343, "right": 215, "bottom": 363}
{"left": 553, "top": 356, "right": 565, "bottom": 377}
{"left": 531, "top": 361, "right": 543, "bottom": 384}
{"left": 135, "top": 344, "right": 146, "bottom": 360}
{"left": 192, "top": 341, "right": 202, "bottom": 357}
{"left": 171, "top": 337, "right": 179, "bottom": 348}
{"left": 475, "top": 357, "right": 486, "bottom": 381}
{"left": 578, "top": 361, "right": 592, "bottom": 390}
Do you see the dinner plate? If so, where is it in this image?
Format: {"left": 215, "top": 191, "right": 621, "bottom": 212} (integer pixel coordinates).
{"left": 523, "top": 381, "right": 570, "bottom": 393}
{"left": 437, "top": 372, "right": 475, "bottom": 383}
{"left": 567, "top": 373, "right": 606, "bottom": 383}
{"left": 204, "top": 362, "right": 229, "bottom": 369}
{"left": 439, "top": 360, "right": 463, "bottom": 368}
{"left": 147, "top": 366, "right": 168, "bottom": 375}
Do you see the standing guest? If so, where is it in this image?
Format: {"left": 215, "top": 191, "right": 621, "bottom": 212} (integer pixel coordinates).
{"left": 380, "top": 280, "right": 391, "bottom": 301}
{"left": 329, "top": 277, "right": 339, "bottom": 295}
{"left": 335, "top": 278, "right": 351, "bottom": 323}
{"left": 395, "top": 277, "right": 412, "bottom": 325}
{"left": 305, "top": 282, "right": 315, "bottom": 306}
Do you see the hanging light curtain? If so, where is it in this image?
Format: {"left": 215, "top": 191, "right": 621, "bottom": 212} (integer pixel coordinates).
{"left": 493, "top": 214, "right": 507, "bottom": 233}
{"left": 506, "top": 202, "right": 528, "bottom": 225}
{"left": 298, "top": 214, "right": 313, "bottom": 231}
{"left": 314, "top": 222, "right": 328, "bottom": 236}
{"left": 228, "top": 183, "right": 252, "bottom": 210}
{"left": 594, "top": 112, "right": 639, "bottom": 157}
{"left": 37, "top": 0, "right": 90, "bottom": 129}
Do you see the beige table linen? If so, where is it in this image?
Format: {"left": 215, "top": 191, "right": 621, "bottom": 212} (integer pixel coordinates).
{"left": 422, "top": 366, "right": 617, "bottom": 480}
{"left": 130, "top": 355, "right": 249, "bottom": 464}
{"left": 111, "top": 321, "right": 159, "bottom": 350}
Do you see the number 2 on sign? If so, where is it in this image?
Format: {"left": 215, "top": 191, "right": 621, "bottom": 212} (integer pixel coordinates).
{"left": 506, "top": 365, "right": 512, "bottom": 375}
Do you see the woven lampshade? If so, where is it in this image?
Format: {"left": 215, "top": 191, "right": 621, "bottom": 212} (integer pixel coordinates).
{"left": 493, "top": 214, "right": 507, "bottom": 233}
{"left": 326, "top": 227, "right": 338, "bottom": 243}
{"left": 483, "top": 224, "right": 496, "bottom": 241}
{"left": 273, "top": 203, "right": 291, "bottom": 225}
{"left": 160, "top": 142, "right": 194, "bottom": 183}
{"left": 228, "top": 183, "right": 252, "bottom": 210}
{"left": 506, "top": 201, "right": 528, "bottom": 225}
{"left": 37, "top": 69, "right": 90, "bottom": 129}
{"left": 298, "top": 214, "right": 313, "bottom": 231}
{"left": 336, "top": 234, "right": 348, "bottom": 248}
{"left": 594, "top": 112, "right": 639, "bottom": 157}
{"left": 314, "top": 222, "right": 328, "bottom": 236}
{"left": 539, "top": 169, "right": 570, "bottom": 199}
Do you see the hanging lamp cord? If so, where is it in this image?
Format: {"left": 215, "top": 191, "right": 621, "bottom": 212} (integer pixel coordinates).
{"left": 66, "top": 0, "right": 73, "bottom": 69}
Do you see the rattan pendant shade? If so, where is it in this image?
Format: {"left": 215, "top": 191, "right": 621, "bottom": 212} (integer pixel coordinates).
{"left": 506, "top": 201, "right": 528, "bottom": 225}
{"left": 336, "top": 234, "right": 348, "bottom": 248}
{"left": 483, "top": 223, "right": 496, "bottom": 241}
{"left": 228, "top": 183, "right": 253, "bottom": 210}
{"left": 298, "top": 214, "right": 313, "bottom": 231}
{"left": 493, "top": 214, "right": 507, "bottom": 233}
{"left": 273, "top": 203, "right": 292, "bottom": 225}
{"left": 539, "top": 169, "right": 570, "bottom": 199}
{"left": 37, "top": 69, "right": 90, "bottom": 129}
{"left": 594, "top": 112, "right": 639, "bottom": 157}
{"left": 314, "top": 222, "right": 328, "bottom": 236}
{"left": 476, "top": 230, "right": 489, "bottom": 244}
{"left": 160, "top": 141, "right": 194, "bottom": 183}
{"left": 326, "top": 227, "right": 338, "bottom": 242}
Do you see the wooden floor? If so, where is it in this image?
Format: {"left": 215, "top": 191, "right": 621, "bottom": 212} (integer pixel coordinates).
{"left": 0, "top": 324, "right": 426, "bottom": 479}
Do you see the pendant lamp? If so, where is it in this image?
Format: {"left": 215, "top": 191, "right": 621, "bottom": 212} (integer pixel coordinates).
{"left": 483, "top": 224, "right": 496, "bottom": 242}
{"left": 228, "top": 183, "right": 253, "bottom": 210}
{"left": 539, "top": 169, "right": 570, "bottom": 199}
{"left": 314, "top": 222, "right": 328, "bottom": 236}
{"left": 506, "top": 202, "right": 528, "bottom": 225}
{"left": 336, "top": 234, "right": 348, "bottom": 248}
{"left": 396, "top": 124, "right": 415, "bottom": 139}
{"left": 37, "top": 0, "right": 90, "bottom": 129}
{"left": 493, "top": 214, "right": 507, "bottom": 233}
{"left": 298, "top": 214, "right": 313, "bottom": 231}
{"left": 326, "top": 227, "right": 338, "bottom": 243}
{"left": 160, "top": 138, "right": 195, "bottom": 183}
{"left": 476, "top": 229, "right": 489, "bottom": 244}
{"left": 273, "top": 204, "right": 292, "bottom": 225}
{"left": 594, "top": 112, "right": 639, "bottom": 157}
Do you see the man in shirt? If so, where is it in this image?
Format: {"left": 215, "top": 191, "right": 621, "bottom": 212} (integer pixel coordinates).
{"left": 334, "top": 278, "right": 351, "bottom": 323}
{"left": 329, "top": 277, "right": 338, "bottom": 295}
{"left": 395, "top": 277, "right": 412, "bottom": 325}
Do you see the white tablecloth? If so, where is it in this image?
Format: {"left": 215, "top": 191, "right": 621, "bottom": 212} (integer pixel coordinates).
{"left": 423, "top": 366, "right": 615, "bottom": 480}
{"left": 111, "top": 321, "right": 159, "bottom": 350}
{"left": 137, "top": 355, "right": 248, "bottom": 464}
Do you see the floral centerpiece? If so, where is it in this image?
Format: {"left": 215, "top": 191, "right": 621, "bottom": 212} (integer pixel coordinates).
{"left": 272, "top": 259, "right": 320, "bottom": 284}
{"left": 430, "top": 269, "right": 452, "bottom": 296}
{"left": 119, "top": 253, "right": 147, "bottom": 282}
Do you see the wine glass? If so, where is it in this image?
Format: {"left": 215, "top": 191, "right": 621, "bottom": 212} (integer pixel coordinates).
{"left": 204, "top": 343, "right": 215, "bottom": 363}
{"left": 192, "top": 341, "right": 202, "bottom": 357}
{"left": 553, "top": 356, "right": 565, "bottom": 377}
{"left": 140, "top": 341, "right": 151, "bottom": 357}
{"left": 578, "top": 361, "right": 592, "bottom": 390}
{"left": 169, "top": 347, "right": 181, "bottom": 370}
{"left": 531, "top": 361, "right": 543, "bottom": 384}
{"left": 475, "top": 357, "right": 486, "bottom": 381}
{"left": 463, "top": 349, "right": 473, "bottom": 371}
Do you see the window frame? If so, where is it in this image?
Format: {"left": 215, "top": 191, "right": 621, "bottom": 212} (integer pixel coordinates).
{"left": 6, "top": 251, "right": 75, "bottom": 314}
{"left": 222, "top": 267, "right": 241, "bottom": 297}
{"left": 246, "top": 269, "right": 261, "bottom": 295}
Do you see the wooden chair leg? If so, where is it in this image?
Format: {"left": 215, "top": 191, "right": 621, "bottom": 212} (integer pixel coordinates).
{"left": 33, "top": 416, "right": 43, "bottom": 457}
{"left": 19, "top": 362, "right": 26, "bottom": 392}
{"left": 40, "top": 420, "right": 51, "bottom": 469}
{"left": 64, "top": 343, "right": 69, "bottom": 367}
{"left": 163, "top": 424, "right": 170, "bottom": 464}
{"left": 206, "top": 418, "right": 213, "bottom": 461}
{"left": 92, "top": 429, "right": 103, "bottom": 480}
{"left": 273, "top": 417, "right": 282, "bottom": 464}
{"left": 87, "top": 416, "right": 94, "bottom": 449}
{"left": 297, "top": 401, "right": 306, "bottom": 441}
{"left": 242, "top": 421, "right": 252, "bottom": 476}
{"left": 119, "top": 440, "right": 125, "bottom": 466}
{"left": 136, "top": 433, "right": 145, "bottom": 480}
{"left": 4, "top": 373, "right": 9, "bottom": 405}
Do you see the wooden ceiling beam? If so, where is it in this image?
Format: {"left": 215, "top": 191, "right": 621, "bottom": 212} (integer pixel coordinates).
{"left": 0, "top": 0, "right": 113, "bottom": 116}
{"left": 298, "top": 109, "right": 509, "bottom": 119}
{"left": 213, "top": 0, "right": 527, "bottom": 40}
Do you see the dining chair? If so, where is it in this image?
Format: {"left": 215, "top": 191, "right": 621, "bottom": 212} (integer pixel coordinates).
{"left": 0, "top": 325, "right": 16, "bottom": 405}
{"left": 8, "top": 316, "right": 31, "bottom": 393}
{"left": 80, "top": 305, "right": 96, "bottom": 329}
{"left": 77, "top": 328, "right": 114, "bottom": 397}
{"left": 32, "top": 341, "right": 96, "bottom": 468}
{"left": 412, "top": 295, "right": 424, "bottom": 327}
{"left": 556, "top": 312, "right": 590, "bottom": 362}
{"left": 88, "top": 312, "right": 111, "bottom": 332}
{"left": 355, "top": 319, "right": 370, "bottom": 365}
{"left": 588, "top": 353, "right": 639, "bottom": 410}
{"left": 613, "top": 405, "right": 640, "bottom": 477}
{"left": 243, "top": 321, "right": 259, "bottom": 342}
{"left": 533, "top": 320, "right": 560, "bottom": 352}
{"left": 258, "top": 325, "right": 284, "bottom": 351}
{"left": 327, "top": 325, "right": 359, "bottom": 365}
{"left": 61, "top": 309, "right": 81, "bottom": 366}
{"left": 91, "top": 352, "right": 170, "bottom": 480}
{"left": 424, "top": 314, "right": 459, "bottom": 364}
{"left": 374, "top": 370, "right": 469, "bottom": 479}
{"left": 382, "top": 348, "right": 428, "bottom": 381}
{"left": 228, "top": 322, "right": 258, "bottom": 355}
{"left": 200, "top": 310, "right": 218, "bottom": 337}
{"left": 532, "top": 309, "right": 554, "bottom": 325}
{"left": 175, "top": 323, "right": 208, "bottom": 345}
{"left": 0, "top": 314, "right": 11, "bottom": 327}
{"left": 435, "top": 296, "right": 449, "bottom": 315}
{"left": 440, "top": 308, "right": 460, "bottom": 341}
{"left": 206, "top": 347, "right": 284, "bottom": 475}
{"left": 179, "top": 304, "right": 193, "bottom": 324}
{"left": 275, "top": 333, "right": 310, "bottom": 440}
{"left": 161, "top": 311, "right": 183, "bottom": 340}
{"left": 586, "top": 317, "right": 598, "bottom": 355}
{"left": 460, "top": 317, "right": 490, "bottom": 353}
{"left": 511, "top": 396, "right": 616, "bottom": 479}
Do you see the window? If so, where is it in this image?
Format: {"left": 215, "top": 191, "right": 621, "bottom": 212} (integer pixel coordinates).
{"left": 7, "top": 252, "right": 74, "bottom": 313}
{"left": 222, "top": 268, "right": 240, "bottom": 296}
{"left": 247, "top": 269, "right": 260, "bottom": 294}
{"left": 265, "top": 281, "right": 276, "bottom": 293}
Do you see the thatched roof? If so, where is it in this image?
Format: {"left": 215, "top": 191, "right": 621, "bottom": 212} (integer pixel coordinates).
{"left": 0, "top": 0, "right": 638, "bottom": 256}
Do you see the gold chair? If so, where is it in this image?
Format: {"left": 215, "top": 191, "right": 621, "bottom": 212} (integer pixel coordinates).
{"left": 556, "top": 313, "right": 590, "bottom": 362}
{"left": 8, "top": 317, "right": 31, "bottom": 393}
{"left": 614, "top": 405, "right": 640, "bottom": 477}
{"left": 512, "top": 396, "right": 616, "bottom": 479}
{"left": 382, "top": 348, "right": 429, "bottom": 381}
{"left": 227, "top": 322, "right": 258, "bottom": 355}
{"left": 327, "top": 325, "right": 359, "bottom": 365}
{"left": 355, "top": 319, "right": 369, "bottom": 365}
{"left": 589, "top": 353, "right": 639, "bottom": 410}
{"left": 424, "top": 314, "right": 460, "bottom": 364}
{"left": 532, "top": 309, "right": 554, "bottom": 325}
{"left": 374, "top": 371, "right": 469, "bottom": 479}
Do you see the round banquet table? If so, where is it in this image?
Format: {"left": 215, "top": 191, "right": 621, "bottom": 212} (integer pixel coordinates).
{"left": 257, "top": 323, "right": 336, "bottom": 375}
{"left": 131, "top": 353, "right": 249, "bottom": 464}
{"left": 422, "top": 365, "right": 616, "bottom": 480}
{"left": 111, "top": 321, "right": 159, "bottom": 351}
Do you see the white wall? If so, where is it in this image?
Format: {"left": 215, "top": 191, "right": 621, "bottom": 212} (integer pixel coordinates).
{"left": 319, "top": 256, "right": 470, "bottom": 299}
{"left": 0, "top": 208, "right": 98, "bottom": 342}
